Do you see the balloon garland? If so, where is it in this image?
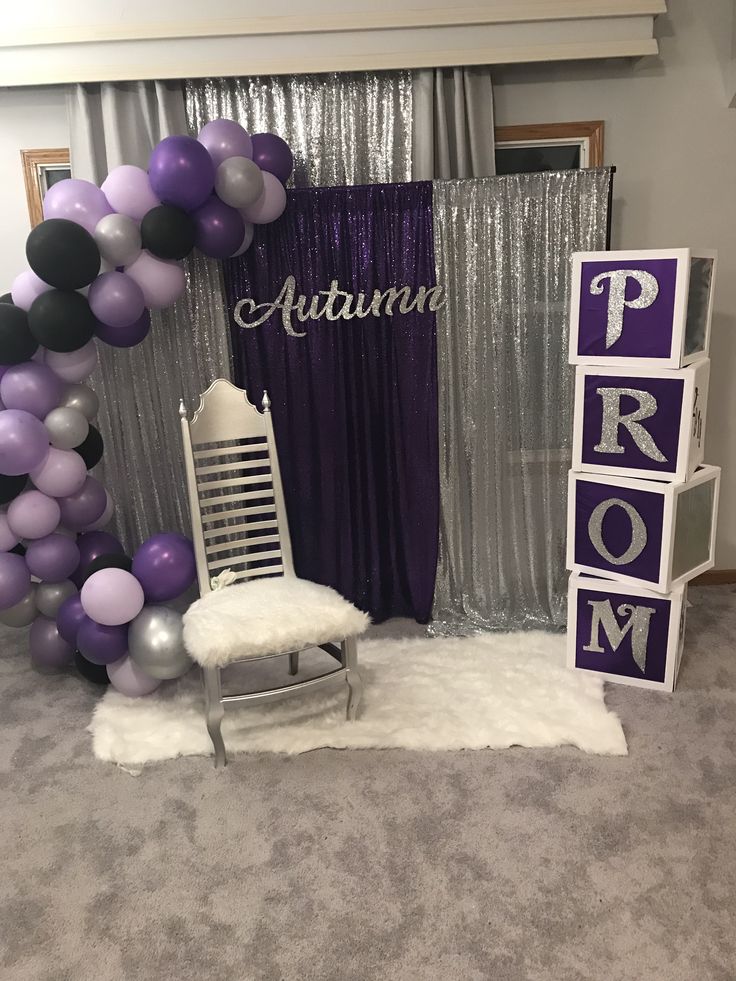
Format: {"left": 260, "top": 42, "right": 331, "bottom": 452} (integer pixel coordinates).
{"left": 0, "top": 121, "right": 293, "bottom": 697}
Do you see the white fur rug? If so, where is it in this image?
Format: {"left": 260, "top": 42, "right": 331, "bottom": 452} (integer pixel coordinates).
{"left": 89, "top": 631, "right": 627, "bottom": 765}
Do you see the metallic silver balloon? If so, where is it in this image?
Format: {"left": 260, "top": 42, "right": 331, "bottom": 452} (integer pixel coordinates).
{"left": 128, "top": 605, "right": 192, "bottom": 680}
{"left": 0, "top": 583, "right": 38, "bottom": 627}
{"left": 44, "top": 406, "right": 90, "bottom": 450}
{"left": 94, "top": 213, "right": 142, "bottom": 267}
{"left": 36, "top": 580, "right": 77, "bottom": 619}
{"left": 60, "top": 383, "right": 99, "bottom": 421}
{"left": 214, "top": 156, "right": 264, "bottom": 208}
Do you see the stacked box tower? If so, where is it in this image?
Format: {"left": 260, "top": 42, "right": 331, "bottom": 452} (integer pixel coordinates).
{"left": 566, "top": 249, "right": 720, "bottom": 691}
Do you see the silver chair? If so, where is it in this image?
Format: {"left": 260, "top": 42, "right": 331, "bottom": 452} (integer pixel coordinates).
{"left": 179, "top": 379, "right": 368, "bottom": 768}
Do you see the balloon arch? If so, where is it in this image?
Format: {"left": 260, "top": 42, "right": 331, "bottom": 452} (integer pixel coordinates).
{"left": 0, "top": 120, "right": 293, "bottom": 696}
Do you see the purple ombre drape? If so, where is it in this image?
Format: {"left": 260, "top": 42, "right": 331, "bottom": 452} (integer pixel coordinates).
{"left": 222, "top": 182, "right": 439, "bottom": 622}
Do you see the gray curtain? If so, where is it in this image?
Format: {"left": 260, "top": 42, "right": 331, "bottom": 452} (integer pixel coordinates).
{"left": 412, "top": 68, "right": 496, "bottom": 180}
{"left": 431, "top": 169, "right": 613, "bottom": 633}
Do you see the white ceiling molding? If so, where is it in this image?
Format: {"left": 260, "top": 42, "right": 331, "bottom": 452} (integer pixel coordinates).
{"left": 0, "top": 1, "right": 666, "bottom": 87}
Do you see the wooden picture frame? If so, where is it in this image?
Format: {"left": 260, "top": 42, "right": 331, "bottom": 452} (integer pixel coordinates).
{"left": 20, "top": 148, "right": 71, "bottom": 227}
{"left": 494, "top": 121, "right": 604, "bottom": 174}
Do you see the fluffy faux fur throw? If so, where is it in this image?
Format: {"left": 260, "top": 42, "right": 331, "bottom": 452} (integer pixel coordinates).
{"left": 182, "top": 576, "right": 370, "bottom": 667}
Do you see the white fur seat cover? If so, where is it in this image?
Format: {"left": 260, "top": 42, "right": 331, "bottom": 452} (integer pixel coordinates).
{"left": 182, "top": 576, "right": 370, "bottom": 667}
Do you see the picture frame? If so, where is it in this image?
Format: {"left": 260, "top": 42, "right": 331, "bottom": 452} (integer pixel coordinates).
{"left": 20, "top": 147, "right": 71, "bottom": 227}
{"left": 494, "top": 120, "right": 604, "bottom": 175}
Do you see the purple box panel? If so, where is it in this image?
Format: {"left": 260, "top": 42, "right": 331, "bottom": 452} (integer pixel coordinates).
{"left": 577, "top": 258, "right": 678, "bottom": 360}
{"left": 574, "top": 585, "right": 671, "bottom": 682}
{"left": 573, "top": 479, "right": 664, "bottom": 583}
{"left": 581, "top": 374, "right": 684, "bottom": 473}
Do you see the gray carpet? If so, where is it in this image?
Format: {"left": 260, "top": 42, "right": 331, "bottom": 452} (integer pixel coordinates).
{"left": 1, "top": 586, "right": 735, "bottom": 981}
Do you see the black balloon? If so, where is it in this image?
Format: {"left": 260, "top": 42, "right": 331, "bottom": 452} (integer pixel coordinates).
{"left": 0, "top": 292, "right": 13, "bottom": 304}
{"left": 28, "top": 290, "right": 97, "bottom": 353}
{"left": 10, "top": 543, "right": 27, "bottom": 557}
{"left": 26, "top": 219, "right": 100, "bottom": 290}
{"left": 74, "top": 425, "right": 104, "bottom": 469}
{"left": 141, "top": 204, "right": 196, "bottom": 261}
{"left": 0, "top": 304, "right": 38, "bottom": 364}
{"left": 74, "top": 651, "right": 111, "bottom": 686}
{"left": 82, "top": 553, "right": 133, "bottom": 582}
{"left": 0, "top": 473, "right": 27, "bottom": 505}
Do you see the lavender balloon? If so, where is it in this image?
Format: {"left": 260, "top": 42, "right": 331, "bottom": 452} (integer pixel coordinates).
{"left": 107, "top": 655, "right": 161, "bottom": 697}
{"left": 192, "top": 196, "right": 245, "bottom": 259}
{"left": 77, "top": 617, "right": 128, "bottom": 665}
{"left": 43, "top": 178, "right": 113, "bottom": 236}
{"left": 44, "top": 342, "right": 98, "bottom": 384}
{"left": 251, "top": 133, "right": 294, "bottom": 184}
{"left": 81, "top": 568, "right": 144, "bottom": 626}
{"left": 198, "top": 118, "right": 253, "bottom": 168}
{"left": 149, "top": 136, "right": 215, "bottom": 212}
{"left": 30, "top": 447, "right": 87, "bottom": 497}
{"left": 88, "top": 271, "right": 145, "bottom": 329}
{"left": 26, "top": 533, "right": 80, "bottom": 581}
{"left": 125, "top": 252, "right": 185, "bottom": 309}
{"left": 241, "top": 172, "right": 287, "bottom": 225}
{"left": 0, "top": 363, "right": 63, "bottom": 420}
{"left": 56, "top": 593, "right": 86, "bottom": 645}
{"left": 0, "top": 552, "right": 31, "bottom": 610}
{"left": 95, "top": 309, "right": 150, "bottom": 348}
{"left": 11, "top": 270, "right": 51, "bottom": 311}
{"left": 30, "top": 616, "right": 74, "bottom": 670}
{"left": 7, "top": 489, "right": 60, "bottom": 539}
{"left": 0, "top": 512, "right": 19, "bottom": 551}
{"left": 0, "top": 409, "right": 50, "bottom": 475}
{"left": 132, "top": 532, "right": 196, "bottom": 602}
{"left": 101, "top": 165, "right": 160, "bottom": 222}
{"left": 58, "top": 476, "right": 107, "bottom": 530}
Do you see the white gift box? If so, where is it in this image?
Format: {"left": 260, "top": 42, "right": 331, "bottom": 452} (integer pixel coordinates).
{"left": 566, "top": 464, "right": 720, "bottom": 593}
{"left": 567, "top": 574, "right": 687, "bottom": 691}
{"left": 572, "top": 359, "right": 709, "bottom": 483}
{"left": 569, "top": 248, "right": 716, "bottom": 369}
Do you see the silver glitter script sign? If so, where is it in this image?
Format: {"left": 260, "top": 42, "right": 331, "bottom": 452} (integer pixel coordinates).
{"left": 594, "top": 386, "right": 667, "bottom": 461}
{"left": 582, "top": 599, "right": 656, "bottom": 672}
{"left": 590, "top": 269, "right": 659, "bottom": 348}
{"left": 588, "top": 497, "right": 648, "bottom": 565}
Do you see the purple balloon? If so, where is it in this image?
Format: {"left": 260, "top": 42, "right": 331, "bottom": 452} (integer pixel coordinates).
{"left": 107, "top": 655, "right": 161, "bottom": 697}
{"left": 56, "top": 592, "right": 86, "bottom": 645}
{"left": 197, "top": 119, "right": 253, "bottom": 168}
{"left": 58, "top": 476, "right": 107, "bottom": 530}
{"left": 0, "top": 513, "right": 19, "bottom": 551}
{"left": 30, "top": 447, "right": 87, "bottom": 498}
{"left": 77, "top": 616, "right": 128, "bottom": 665}
{"left": 72, "top": 530, "right": 123, "bottom": 586}
{"left": 125, "top": 252, "right": 186, "bottom": 310}
{"left": 0, "top": 408, "right": 50, "bottom": 475}
{"left": 11, "top": 270, "right": 52, "bottom": 311}
{"left": 88, "top": 271, "right": 145, "bottom": 328}
{"left": 30, "top": 616, "right": 74, "bottom": 669}
{"left": 7, "top": 489, "right": 60, "bottom": 540}
{"left": 0, "top": 363, "right": 63, "bottom": 420}
{"left": 95, "top": 309, "right": 151, "bottom": 348}
{"left": 26, "top": 533, "right": 80, "bottom": 581}
{"left": 148, "top": 136, "right": 215, "bottom": 213}
{"left": 192, "top": 196, "right": 245, "bottom": 259}
{"left": 81, "top": 568, "right": 144, "bottom": 626}
{"left": 251, "top": 133, "right": 294, "bottom": 185}
{"left": 43, "top": 179, "right": 113, "bottom": 236}
{"left": 101, "top": 165, "right": 160, "bottom": 222}
{"left": 241, "top": 172, "right": 287, "bottom": 225}
{"left": 0, "top": 552, "right": 31, "bottom": 610}
{"left": 132, "top": 532, "right": 196, "bottom": 602}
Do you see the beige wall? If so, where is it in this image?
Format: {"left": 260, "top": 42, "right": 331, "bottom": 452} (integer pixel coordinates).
{"left": 494, "top": 0, "right": 736, "bottom": 567}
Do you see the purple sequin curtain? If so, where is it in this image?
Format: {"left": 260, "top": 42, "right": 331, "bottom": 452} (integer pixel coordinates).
{"left": 222, "top": 182, "right": 438, "bottom": 622}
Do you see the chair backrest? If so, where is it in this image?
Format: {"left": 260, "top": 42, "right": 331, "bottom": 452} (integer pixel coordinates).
{"left": 179, "top": 379, "right": 294, "bottom": 595}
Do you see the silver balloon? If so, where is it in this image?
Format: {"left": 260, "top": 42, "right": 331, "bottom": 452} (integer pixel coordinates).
{"left": 94, "top": 213, "right": 142, "bottom": 267}
{"left": 0, "top": 583, "right": 38, "bottom": 627}
{"left": 44, "top": 406, "right": 90, "bottom": 450}
{"left": 60, "top": 383, "right": 99, "bottom": 421}
{"left": 36, "top": 580, "right": 77, "bottom": 619}
{"left": 128, "top": 605, "right": 192, "bottom": 680}
{"left": 215, "top": 156, "right": 264, "bottom": 208}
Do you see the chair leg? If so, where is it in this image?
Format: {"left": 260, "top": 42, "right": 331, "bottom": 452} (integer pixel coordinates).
{"left": 203, "top": 667, "right": 227, "bottom": 768}
{"left": 342, "top": 635, "right": 363, "bottom": 721}
{"left": 288, "top": 652, "right": 299, "bottom": 676}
